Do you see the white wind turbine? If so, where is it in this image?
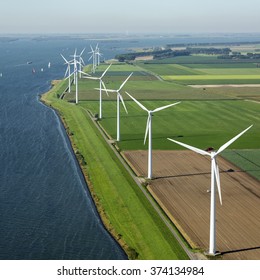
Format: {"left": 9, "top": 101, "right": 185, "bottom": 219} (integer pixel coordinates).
{"left": 167, "top": 124, "right": 253, "bottom": 256}
{"left": 78, "top": 48, "right": 86, "bottom": 78}
{"left": 96, "top": 45, "right": 102, "bottom": 66}
{"left": 126, "top": 92, "right": 181, "bottom": 179}
{"left": 97, "top": 73, "right": 133, "bottom": 141}
{"left": 88, "top": 45, "right": 97, "bottom": 73}
{"left": 61, "top": 54, "right": 73, "bottom": 93}
{"left": 66, "top": 51, "right": 90, "bottom": 104}
{"left": 84, "top": 64, "right": 112, "bottom": 119}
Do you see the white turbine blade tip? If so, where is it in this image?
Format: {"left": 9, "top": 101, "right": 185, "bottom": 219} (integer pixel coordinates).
{"left": 119, "top": 94, "right": 128, "bottom": 114}
{"left": 125, "top": 91, "right": 148, "bottom": 112}
{"left": 216, "top": 125, "right": 253, "bottom": 155}
{"left": 213, "top": 159, "right": 222, "bottom": 205}
{"left": 144, "top": 116, "right": 150, "bottom": 145}
{"left": 152, "top": 101, "right": 181, "bottom": 113}
{"left": 118, "top": 72, "right": 133, "bottom": 91}
{"left": 101, "top": 63, "right": 112, "bottom": 78}
{"left": 167, "top": 138, "right": 211, "bottom": 156}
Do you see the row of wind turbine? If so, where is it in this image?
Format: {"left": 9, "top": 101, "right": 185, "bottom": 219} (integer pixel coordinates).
{"left": 60, "top": 48, "right": 253, "bottom": 257}
{"left": 88, "top": 44, "right": 102, "bottom": 74}
{"left": 61, "top": 48, "right": 89, "bottom": 104}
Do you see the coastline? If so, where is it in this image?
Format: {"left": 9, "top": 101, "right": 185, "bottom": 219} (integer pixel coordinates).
{"left": 40, "top": 81, "right": 133, "bottom": 259}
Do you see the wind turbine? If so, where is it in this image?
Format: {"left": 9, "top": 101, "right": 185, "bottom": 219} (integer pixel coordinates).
{"left": 61, "top": 54, "right": 73, "bottom": 93}
{"left": 88, "top": 45, "right": 97, "bottom": 73}
{"left": 97, "top": 73, "right": 133, "bottom": 141}
{"left": 96, "top": 45, "right": 102, "bottom": 66}
{"left": 84, "top": 64, "right": 112, "bottom": 119}
{"left": 126, "top": 92, "right": 181, "bottom": 179}
{"left": 167, "top": 124, "right": 253, "bottom": 255}
{"left": 78, "top": 48, "right": 86, "bottom": 78}
{"left": 66, "top": 51, "right": 90, "bottom": 104}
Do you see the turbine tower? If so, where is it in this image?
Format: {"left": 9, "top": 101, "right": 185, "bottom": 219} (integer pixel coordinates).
{"left": 167, "top": 125, "right": 252, "bottom": 255}
{"left": 84, "top": 64, "right": 112, "bottom": 119}
{"left": 126, "top": 92, "right": 180, "bottom": 179}
{"left": 98, "top": 73, "right": 133, "bottom": 141}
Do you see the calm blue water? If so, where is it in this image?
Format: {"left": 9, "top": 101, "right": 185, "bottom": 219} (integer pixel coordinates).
{"left": 0, "top": 34, "right": 259, "bottom": 260}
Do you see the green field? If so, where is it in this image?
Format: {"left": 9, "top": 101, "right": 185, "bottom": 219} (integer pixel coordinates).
{"left": 222, "top": 149, "right": 260, "bottom": 180}
{"left": 136, "top": 57, "right": 260, "bottom": 85}
{"left": 83, "top": 100, "right": 259, "bottom": 152}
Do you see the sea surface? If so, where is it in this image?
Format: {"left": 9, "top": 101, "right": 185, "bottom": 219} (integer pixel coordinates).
{"left": 0, "top": 33, "right": 259, "bottom": 260}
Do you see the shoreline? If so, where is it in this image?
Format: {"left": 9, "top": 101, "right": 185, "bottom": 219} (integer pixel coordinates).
{"left": 40, "top": 82, "right": 132, "bottom": 259}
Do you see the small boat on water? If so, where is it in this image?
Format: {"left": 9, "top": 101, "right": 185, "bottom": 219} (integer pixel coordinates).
{"left": 0, "top": 73, "right": 2, "bottom": 77}
{"left": 48, "top": 62, "right": 51, "bottom": 68}
{"left": 27, "top": 61, "right": 32, "bottom": 65}
{"left": 32, "top": 68, "right": 36, "bottom": 74}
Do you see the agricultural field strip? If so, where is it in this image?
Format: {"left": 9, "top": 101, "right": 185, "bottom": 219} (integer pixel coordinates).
{"left": 162, "top": 75, "right": 260, "bottom": 80}
{"left": 124, "top": 150, "right": 260, "bottom": 259}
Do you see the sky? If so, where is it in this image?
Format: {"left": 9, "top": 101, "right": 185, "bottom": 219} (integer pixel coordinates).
{"left": 1, "top": 0, "right": 260, "bottom": 34}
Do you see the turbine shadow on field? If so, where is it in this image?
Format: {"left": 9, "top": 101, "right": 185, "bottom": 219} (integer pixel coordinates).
{"left": 154, "top": 171, "right": 212, "bottom": 180}
{"left": 120, "top": 135, "right": 171, "bottom": 142}
{"left": 154, "top": 169, "right": 247, "bottom": 180}
{"left": 221, "top": 246, "right": 260, "bottom": 256}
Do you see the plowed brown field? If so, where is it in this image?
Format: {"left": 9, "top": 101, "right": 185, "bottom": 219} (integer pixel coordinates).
{"left": 123, "top": 150, "right": 260, "bottom": 260}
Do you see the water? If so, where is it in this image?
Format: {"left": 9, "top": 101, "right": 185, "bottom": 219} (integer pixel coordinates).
{"left": 0, "top": 34, "right": 259, "bottom": 260}
{"left": 0, "top": 37, "right": 128, "bottom": 260}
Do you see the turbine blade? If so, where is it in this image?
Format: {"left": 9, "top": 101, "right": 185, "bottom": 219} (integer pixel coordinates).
{"left": 100, "top": 63, "right": 112, "bottom": 79}
{"left": 167, "top": 138, "right": 211, "bottom": 156}
{"left": 79, "top": 70, "right": 90, "bottom": 76}
{"left": 125, "top": 91, "right": 149, "bottom": 112}
{"left": 101, "top": 80, "right": 109, "bottom": 96}
{"left": 60, "top": 54, "right": 69, "bottom": 64}
{"left": 94, "top": 88, "right": 116, "bottom": 92}
{"left": 118, "top": 72, "right": 133, "bottom": 91}
{"left": 216, "top": 125, "right": 253, "bottom": 155}
{"left": 144, "top": 115, "right": 150, "bottom": 145}
{"left": 213, "top": 158, "right": 222, "bottom": 205}
{"left": 119, "top": 94, "right": 128, "bottom": 114}
{"left": 64, "top": 65, "right": 69, "bottom": 78}
{"left": 65, "top": 71, "right": 75, "bottom": 80}
{"left": 80, "top": 48, "right": 85, "bottom": 56}
{"left": 84, "top": 76, "right": 98, "bottom": 80}
{"left": 152, "top": 101, "right": 181, "bottom": 113}
{"left": 80, "top": 57, "right": 85, "bottom": 66}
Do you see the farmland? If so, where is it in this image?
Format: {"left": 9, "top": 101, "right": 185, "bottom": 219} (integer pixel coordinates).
{"left": 83, "top": 100, "right": 259, "bottom": 152}
{"left": 122, "top": 150, "right": 260, "bottom": 260}
{"left": 54, "top": 50, "right": 259, "bottom": 259}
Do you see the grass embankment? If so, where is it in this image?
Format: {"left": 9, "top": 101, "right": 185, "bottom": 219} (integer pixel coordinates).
{"left": 41, "top": 81, "right": 189, "bottom": 260}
